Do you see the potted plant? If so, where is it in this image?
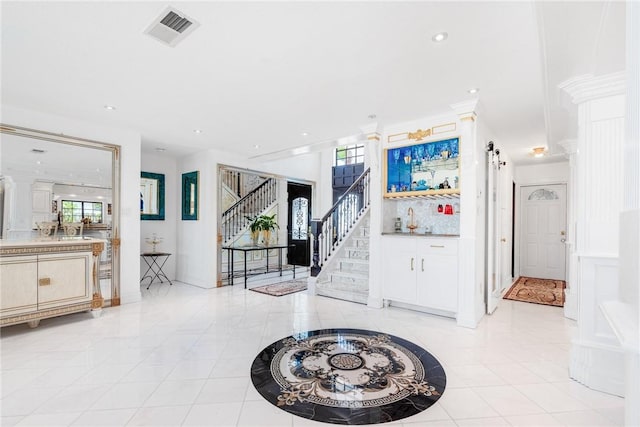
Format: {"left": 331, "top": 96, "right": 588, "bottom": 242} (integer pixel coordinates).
{"left": 257, "top": 214, "right": 279, "bottom": 246}
{"left": 246, "top": 215, "right": 261, "bottom": 246}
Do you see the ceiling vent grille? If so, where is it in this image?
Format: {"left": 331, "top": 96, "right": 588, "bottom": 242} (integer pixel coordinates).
{"left": 144, "top": 7, "right": 200, "bottom": 47}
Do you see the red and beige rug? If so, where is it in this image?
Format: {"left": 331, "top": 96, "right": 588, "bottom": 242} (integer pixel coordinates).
{"left": 503, "top": 276, "right": 565, "bottom": 307}
{"left": 250, "top": 279, "right": 307, "bottom": 297}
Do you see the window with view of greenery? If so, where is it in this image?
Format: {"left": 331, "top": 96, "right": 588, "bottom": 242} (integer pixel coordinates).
{"left": 335, "top": 144, "right": 364, "bottom": 166}
{"left": 61, "top": 200, "right": 103, "bottom": 223}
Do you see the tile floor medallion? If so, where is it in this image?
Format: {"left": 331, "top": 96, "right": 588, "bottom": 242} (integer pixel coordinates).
{"left": 250, "top": 328, "right": 446, "bottom": 425}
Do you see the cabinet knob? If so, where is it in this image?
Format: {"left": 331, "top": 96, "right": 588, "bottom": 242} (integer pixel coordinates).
{"left": 38, "top": 277, "right": 51, "bottom": 286}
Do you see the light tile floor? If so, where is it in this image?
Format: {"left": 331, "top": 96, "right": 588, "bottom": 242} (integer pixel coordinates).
{"left": 1, "top": 281, "right": 625, "bottom": 426}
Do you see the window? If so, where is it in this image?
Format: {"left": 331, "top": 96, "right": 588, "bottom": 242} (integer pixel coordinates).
{"left": 335, "top": 144, "right": 364, "bottom": 166}
{"left": 61, "top": 200, "right": 103, "bottom": 223}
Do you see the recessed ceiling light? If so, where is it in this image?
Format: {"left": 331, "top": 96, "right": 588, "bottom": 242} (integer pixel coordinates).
{"left": 254, "top": 145, "right": 260, "bottom": 149}
{"left": 36, "top": 160, "right": 41, "bottom": 165}
{"left": 301, "top": 132, "right": 309, "bottom": 137}
{"left": 155, "top": 147, "right": 166, "bottom": 152}
{"left": 431, "top": 32, "right": 448, "bottom": 43}
{"left": 193, "top": 129, "right": 202, "bottom": 134}
{"left": 104, "top": 105, "right": 116, "bottom": 110}
{"left": 467, "top": 88, "right": 479, "bottom": 94}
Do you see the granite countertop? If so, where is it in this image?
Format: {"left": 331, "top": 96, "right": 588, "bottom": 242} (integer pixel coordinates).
{"left": 381, "top": 232, "right": 460, "bottom": 238}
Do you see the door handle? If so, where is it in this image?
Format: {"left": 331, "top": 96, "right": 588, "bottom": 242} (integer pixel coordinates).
{"left": 561, "top": 238, "right": 566, "bottom": 243}
{"left": 411, "top": 258, "right": 414, "bottom": 271}
{"left": 501, "top": 238, "right": 506, "bottom": 242}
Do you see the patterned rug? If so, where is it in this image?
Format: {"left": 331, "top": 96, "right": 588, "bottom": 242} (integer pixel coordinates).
{"left": 251, "top": 328, "right": 446, "bottom": 424}
{"left": 250, "top": 279, "right": 307, "bottom": 296}
{"left": 503, "top": 276, "right": 565, "bottom": 307}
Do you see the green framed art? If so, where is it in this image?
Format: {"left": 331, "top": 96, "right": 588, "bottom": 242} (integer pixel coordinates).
{"left": 182, "top": 171, "right": 199, "bottom": 220}
{"left": 140, "top": 171, "right": 165, "bottom": 220}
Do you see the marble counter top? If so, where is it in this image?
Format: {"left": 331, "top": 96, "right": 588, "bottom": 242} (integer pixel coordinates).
{"left": 0, "top": 237, "right": 105, "bottom": 249}
{"left": 381, "top": 232, "right": 460, "bottom": 238}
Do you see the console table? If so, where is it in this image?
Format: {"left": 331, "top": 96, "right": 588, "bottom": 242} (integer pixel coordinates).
{"left": 222, "top": 244, "right": 295, "bottom": 288}
{"left": 140, "top": 252, "right": 173, "bottom": 289}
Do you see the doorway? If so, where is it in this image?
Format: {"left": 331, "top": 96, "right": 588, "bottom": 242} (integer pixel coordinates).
{"left": 519, "top": 184, "right": 567, "bottom": 280}
{"left": 287, "top": 182, "right": 312, "bottom": 266}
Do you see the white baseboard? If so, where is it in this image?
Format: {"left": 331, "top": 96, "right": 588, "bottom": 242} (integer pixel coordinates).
{"left": 564, "top": 287, "right": 578, "bottom": 320}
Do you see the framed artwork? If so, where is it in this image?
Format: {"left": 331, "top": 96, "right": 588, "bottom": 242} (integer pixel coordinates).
{"left": 383, "top": 137, "right": 460, "bottom": 198}
{"left": 182, "top": 171, "right": 199, "bottom": 220}
{"left": 140, "top": 172, "right": 165, "bottom": 220}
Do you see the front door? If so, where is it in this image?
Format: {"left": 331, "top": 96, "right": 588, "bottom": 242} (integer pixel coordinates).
{"left": 520, "top": 184, "right": 567, "bottom": 280}
{"left": 287, "top": 182, "right": 312, "bottom": 266}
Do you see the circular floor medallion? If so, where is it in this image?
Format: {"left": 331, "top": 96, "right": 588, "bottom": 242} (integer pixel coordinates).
{"left": 250, "top": 328, "right": 446, "bottom": 425}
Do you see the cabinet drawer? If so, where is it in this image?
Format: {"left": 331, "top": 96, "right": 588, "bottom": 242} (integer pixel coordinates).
{"left": 421, "top": 239, "right": 458, "bottom": 255}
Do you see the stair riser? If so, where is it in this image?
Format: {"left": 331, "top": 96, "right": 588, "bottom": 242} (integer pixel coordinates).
{"left": 345, "top": 249, "right": 369, "bottom": 260}
{"left": 316, "top": 288, "right": 368, "bottom": 305}
{"left": 339, "top": 261, "right": 369, "bottom": 273}
{"left": 331, "top": 275, "right": 368, "bottom": 287}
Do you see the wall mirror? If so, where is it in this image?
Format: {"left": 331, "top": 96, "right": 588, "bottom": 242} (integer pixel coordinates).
{"left": 182, "top": 171, "right": 198, "bottom": 220}
{"left": 140, "top": 172, "right": 165, "bottom": 220}
{"left": 0, "top": 123, "right": 122, "bottom": 306}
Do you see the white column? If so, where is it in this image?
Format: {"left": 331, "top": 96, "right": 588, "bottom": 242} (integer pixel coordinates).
{"left": 361, "top": 125, "right": 384, "bottom": 308}
{"left": 560, "top": 72, "right": 626, "bottom": 396}
{"left": 450, "top": 100, "right": 484, "bottom": 328}
{"left": 558, "top": 139, "right": 578, "bottom": 320}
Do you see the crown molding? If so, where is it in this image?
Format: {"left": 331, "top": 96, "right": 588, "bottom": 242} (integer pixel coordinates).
{"left": 558, "top": 72, "right": 626, "bottom": 105}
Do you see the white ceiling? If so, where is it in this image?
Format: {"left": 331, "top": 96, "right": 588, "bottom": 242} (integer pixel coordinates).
{"left": 0, "top": 1, "right": 626, "bottom": 166}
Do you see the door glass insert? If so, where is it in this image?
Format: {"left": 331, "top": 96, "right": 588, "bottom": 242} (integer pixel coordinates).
{"left": 528, "top": 189, "right": 559, "bottom": 200}
{"left": 292, "top": 197, "right": 308, "bottom": 240}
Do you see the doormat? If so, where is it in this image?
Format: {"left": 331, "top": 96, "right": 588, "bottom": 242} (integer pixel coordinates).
{"left": 503, "top": 276, "right": 565, "bottom": 307}
{"left": 250, "top": 279, "right": 307, "bottom": 297}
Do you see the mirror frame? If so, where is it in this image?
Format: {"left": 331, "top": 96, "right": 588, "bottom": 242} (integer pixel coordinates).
{"left": 140, "top": 172, "right": 165, "bottom": 221}
{"left": 181, "top": 171, "right": 198, "bottom": 220}
{"left": 0, "top": 123, "right": 122, "bottom": 306}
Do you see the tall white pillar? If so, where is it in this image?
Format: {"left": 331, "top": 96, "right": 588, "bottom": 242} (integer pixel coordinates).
{"left": 558, "top": 139, "right": 578, "bottom": 321}
{"left": 560, "top": 72, "right": 626, "bottom": 396}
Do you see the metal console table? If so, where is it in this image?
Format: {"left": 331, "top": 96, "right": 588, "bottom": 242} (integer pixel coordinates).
{"left": 140, "top": 252, "right": 173, "bottom": 289}
{"left": 222, "top": 244, "right": 295, "bottom": 289}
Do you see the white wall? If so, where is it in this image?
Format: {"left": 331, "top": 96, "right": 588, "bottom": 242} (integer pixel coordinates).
{"left": 515, "top": 161, "right": 569, "bottom": 185}
{"left": 2, "top": 105, "right": 143, "bottom": 304}
{"left": 174, "top": 147, "right": 321, "bottom": 289}
{"left": 141, "top": 152, "right": 178, "bottom": 281}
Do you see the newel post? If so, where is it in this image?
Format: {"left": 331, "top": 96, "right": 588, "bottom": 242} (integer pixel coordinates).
{"left": 310, "top": 220, "right": 322, "bottom": 277}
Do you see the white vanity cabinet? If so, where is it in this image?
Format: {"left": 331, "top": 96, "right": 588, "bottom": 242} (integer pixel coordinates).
{"left": 382, "top": 235, "right": 459, "bottom": 316}
{"left": 0, "top": 239, "right": 104, "bottom": 328}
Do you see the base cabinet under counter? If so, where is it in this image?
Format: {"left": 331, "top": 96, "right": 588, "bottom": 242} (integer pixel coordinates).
{"left": 382, "top": 236, "right": 458, "bottom": 316}
{"left": 0, "top": 239, "right": 105, "bottom": 328}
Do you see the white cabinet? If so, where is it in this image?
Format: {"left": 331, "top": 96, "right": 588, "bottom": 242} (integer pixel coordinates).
{"left": 382, "top": 236, "right": 458, "bottom": 315}
{"left": 0, "top": 239, "right": 104, "bottom": 328}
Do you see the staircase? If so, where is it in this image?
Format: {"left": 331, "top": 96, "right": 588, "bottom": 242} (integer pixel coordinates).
{"left": 221, "top": 177, "right": 277, "bottom": 244}
{"left": 315, "top": 213, "right": 370, "bottom": 304}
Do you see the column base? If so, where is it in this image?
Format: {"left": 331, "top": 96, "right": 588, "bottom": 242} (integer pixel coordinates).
{"left": 569, "top": 339, "right": 625, "bottom": 397}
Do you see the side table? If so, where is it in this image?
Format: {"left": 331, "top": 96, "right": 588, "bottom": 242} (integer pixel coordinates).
{"left": 140, "top": 252, "right": 173, "bottom": 289}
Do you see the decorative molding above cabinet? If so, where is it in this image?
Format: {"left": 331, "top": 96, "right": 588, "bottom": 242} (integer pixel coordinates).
{"left": 383, "top": 137, "right": 460, "bottom": 199}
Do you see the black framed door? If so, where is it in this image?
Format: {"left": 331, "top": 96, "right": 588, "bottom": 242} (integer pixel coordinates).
{"left": 287, "top": 182, "right": 312, "bottom": 266}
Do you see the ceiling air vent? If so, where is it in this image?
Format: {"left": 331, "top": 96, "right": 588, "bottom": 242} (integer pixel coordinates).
{"left": 144, "top": 6, "right": 200, "bottom": 47}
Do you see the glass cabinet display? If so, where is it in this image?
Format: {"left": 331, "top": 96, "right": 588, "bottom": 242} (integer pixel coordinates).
{"left": 383, "top": 137, "right": 460, "bottom": 198}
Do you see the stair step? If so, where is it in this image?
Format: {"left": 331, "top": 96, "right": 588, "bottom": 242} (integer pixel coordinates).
{"left": 316, "top": 281, "right": 368, "bottom": 305}
{"left": 343, "top": 247, "right": 369, "bottom": 260}
{"left": 331, "top": 270, "right": 369, "bottom": 281}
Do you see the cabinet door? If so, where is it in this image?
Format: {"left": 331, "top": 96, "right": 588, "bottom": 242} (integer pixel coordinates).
{"left": 32, "top": 189, "right": 52, "bottom": 213}
{"left": 0, "top": 255, "right": 38, "bottom": 317}
{"left": 417, "top": 241, "right": 458, "bottom": 312}
{"left": 382, "top": 238, "right": 417, "bottom": 303}
{"left": 37, "top": 252, "right": 91, "bottom": 309}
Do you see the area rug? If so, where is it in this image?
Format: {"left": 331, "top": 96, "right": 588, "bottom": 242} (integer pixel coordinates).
{"left": 503, "top": 276, "right": 565, "bottom": 307}
{"left": 251, "top": 328, "right": 446, "bottom": 424}
{"left": 250, "top": 279, "right": 307, "bottom": 296}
